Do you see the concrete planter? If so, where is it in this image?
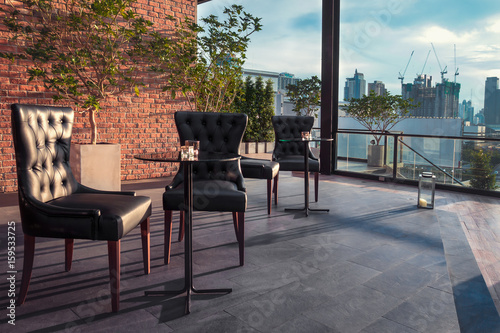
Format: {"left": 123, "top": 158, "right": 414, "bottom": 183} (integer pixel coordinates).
{"left": 367, "top": 145, "right": 385, "bottom": 167}
{"left": 241, "top": 141, "right": 274, "bottom": 154}
{"left": 257, "top": 142, "right": 266, "bottom": 153}
{"left": 265, "top": 142, "right": 275, "bottom": 153}
{"left": 70, "top": 143, "right": 121, "bottom": 191}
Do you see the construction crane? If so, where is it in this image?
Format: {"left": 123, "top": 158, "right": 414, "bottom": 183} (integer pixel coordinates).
{"left": 419, "top": 50, "right": 431, "bottom": 76}
{"left": 431, "top": 42, "right": 447, "bottom": 82}
{"left": 398, "top": 50, "right": 414, "bottom": 84}
{"left": 454, "top": 44, "right": 459, "bottom": 83}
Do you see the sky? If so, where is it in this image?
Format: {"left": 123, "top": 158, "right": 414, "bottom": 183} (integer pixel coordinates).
{"left": 198, "top": 0, "right": 500, "bottom": 112}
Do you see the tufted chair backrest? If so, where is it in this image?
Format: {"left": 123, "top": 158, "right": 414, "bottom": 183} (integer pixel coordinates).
{"left": 272, "top": 115, "right": 316, "bottom": 160}
{"left": 170, "top": 111, "right": 247, "bottom": 189}
{"left": 11, "top": 104, "right": 79, "bottom": 203}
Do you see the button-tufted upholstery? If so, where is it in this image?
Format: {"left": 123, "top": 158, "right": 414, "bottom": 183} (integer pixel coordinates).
{"left": 163, "top": 111, "right": 247, "bottom": 266}
{"left": 272, "top": 115, "right": 320, "bottom": 202}
{"left": 11, "top": 104, "right": 152, "bottom": 312}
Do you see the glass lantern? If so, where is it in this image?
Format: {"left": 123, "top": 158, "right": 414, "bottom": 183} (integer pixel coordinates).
{"left": 417, "top": 172, "right": 436, "bottom": 209}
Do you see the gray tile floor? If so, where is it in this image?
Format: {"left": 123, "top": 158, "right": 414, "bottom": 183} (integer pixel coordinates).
{"left": 1, "top": 173, "right": 499, "bottom": 332}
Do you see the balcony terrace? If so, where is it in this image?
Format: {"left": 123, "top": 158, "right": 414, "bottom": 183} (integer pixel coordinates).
{"left": 1, "top": 165, "right": 500, "bottom": 332}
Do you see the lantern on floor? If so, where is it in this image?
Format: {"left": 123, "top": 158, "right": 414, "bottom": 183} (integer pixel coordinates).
{"left": 417, "top": 172, "right": 436, "bottom": 209}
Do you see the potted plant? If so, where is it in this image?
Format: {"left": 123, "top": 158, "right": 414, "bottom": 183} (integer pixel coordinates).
{"left": 148, "top": 4, "right": 262, "bottom": 115}
{"left": 466, "top": 149, "right": 497, "bottom": 190}
{"left": 345, "top": 91, "right": 417, "bottom": 167}
{"left": 2, "top": 0, "right": 156, "bottom": 190}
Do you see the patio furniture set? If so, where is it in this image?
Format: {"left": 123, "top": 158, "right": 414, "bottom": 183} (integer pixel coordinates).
{"left": 10, "top": 104, "right": 332, "bottom": 314}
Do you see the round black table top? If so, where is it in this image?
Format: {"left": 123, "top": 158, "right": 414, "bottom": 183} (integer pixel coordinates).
{"left": 279, "top": 137, "right": 334, "bottom": 142}
{"left": 134, "top": 151, "right": 240, "bottom": 163}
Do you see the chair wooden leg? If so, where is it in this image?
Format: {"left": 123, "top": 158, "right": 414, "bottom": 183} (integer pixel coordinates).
{"left": 107, "top": 240, "right": 120, "bottom": 313}
{"left": 164, "top": 210, "right": 173, "bottom": 265}
{"left": 178, "top": 211, "right": 185, "bottom": 242}
{"left": 237, "top": 212, "right": 245, "bottom": 266}
{"left": 65, "top": 239, "right": 74, "bottom": 272}
{"left": 141, "top": 217, "right": 150, "bottom": 274}
{"left": 273, "top": 172, "right": 279, "bottom": 205}
{"left": 314, "top": 172, "right": 319, "bottom": 202}
{"left": 267, "top": 179, "right": 272, "bottom": 215}
{"left": 232, "top": 212, "right": 239, "bottom": 242}
{"left": 17, "top": 234, "right": 35, "bottom": 306}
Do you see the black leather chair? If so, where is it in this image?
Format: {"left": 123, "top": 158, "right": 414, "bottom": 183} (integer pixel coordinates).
{"left": 271, "top": 115, "right": 320, "bottom": 202}
{"left": 163, "top": 111, "right": 247, "bottom": 266}
{"left": 11, "top": 104, "right": 151, "bottom": 312}
{"left": 240, "top": 157, "right": 279, "bottom": 214}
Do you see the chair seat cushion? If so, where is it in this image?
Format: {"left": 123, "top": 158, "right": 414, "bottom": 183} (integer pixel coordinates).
{"left": 275, "top": 155, "right": 319, "bottom": 172}
{"left": 163, "top": 180, "right": 247, "bottom": 212}
{"left": 49, "top": 193, "right": 152, "bottom": 241}
{"left": 240, "top": 158, "right": 279, "bottom": 180}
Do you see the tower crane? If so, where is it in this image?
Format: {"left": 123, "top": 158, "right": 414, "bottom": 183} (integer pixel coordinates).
{"left": 431, "top": 42, "right": 447, "bottom": 82}
{"left": 454, "top": 44, "right": 459, "bottom": 83}
{"left": 419, "top": 50, "right": 431, "bottom": 76}
{"left": 398, "top": 50, "right": 414, "bottom": 84}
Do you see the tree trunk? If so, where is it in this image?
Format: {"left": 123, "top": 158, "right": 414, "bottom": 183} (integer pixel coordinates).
{"left": 89, "top": 109, "right": 97, "bottom": 145}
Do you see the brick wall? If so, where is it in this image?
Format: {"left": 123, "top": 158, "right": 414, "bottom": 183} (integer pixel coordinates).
{"left": 0, "top": 0, "right": 197, "bottom": 192}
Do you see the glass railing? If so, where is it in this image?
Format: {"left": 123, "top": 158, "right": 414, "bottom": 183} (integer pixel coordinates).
{"left": 336, "top": 130, "right": 500, "bottom": 194}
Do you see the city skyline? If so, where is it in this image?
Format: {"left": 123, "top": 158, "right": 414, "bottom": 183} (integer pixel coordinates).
{"left": 199, "top": 0, "right": 500, "bottom": 111}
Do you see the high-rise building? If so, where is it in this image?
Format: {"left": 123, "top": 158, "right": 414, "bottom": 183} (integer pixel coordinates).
{"left": 344, "top": 69, "right": 366, "bottom": 100}
{"left": 402, "top": 75, "right": 460, "bottom": 118}
{"left": 277, "top": 72, "right": 300, "bottom": 94}
{"left": 484, "top": 77, "right": 500, "bottom": 127}
{"left": 460, "top": 100, "right": 474, "bottom": 123}
{"left": 367, "top": 80, "right": 386, "bottom": 96}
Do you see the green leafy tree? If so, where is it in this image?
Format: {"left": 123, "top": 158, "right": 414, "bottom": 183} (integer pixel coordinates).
{"left": 232, "top": 76, "right": 255, "bottom": 140}
{"left": 345, "top": 91, "right": 418, "bottom": 145}
{"left": 235, "top": 76, "right": 255, "bottom": 117}
{"left": 149, "top": 5, "right": 262, "bottom": 113}
{"left": 256, "top": 77, "right": 275, "bottom": 142}
{"left": 1, "top": 0, "right": 155, "bottom": 144}
{"left": 286, "top": 75, "right": 321, "bottom": 117}
{"left": 232, "top": 76, "right": 274, "bottom": 142}
{"left": 467, "top": 149, "right": 497, "bottom": 190}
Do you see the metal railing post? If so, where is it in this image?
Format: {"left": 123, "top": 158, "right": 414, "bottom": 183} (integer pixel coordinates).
{"left": 393, "top": 134, "right": 399, "bottom": 180}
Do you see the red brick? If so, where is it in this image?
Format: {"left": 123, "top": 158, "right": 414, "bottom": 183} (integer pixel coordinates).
{"left": 0, "top": 0, "right": 192, "bottom": 192}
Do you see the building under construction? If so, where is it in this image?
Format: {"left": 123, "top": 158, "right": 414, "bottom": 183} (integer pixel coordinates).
{"left": 402, "top": 74, "right": 461, "bottom": 118}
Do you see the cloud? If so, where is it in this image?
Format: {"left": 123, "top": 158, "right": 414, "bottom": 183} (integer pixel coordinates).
{"left": 198, "top": 0, "right": 500, "bottom": 108}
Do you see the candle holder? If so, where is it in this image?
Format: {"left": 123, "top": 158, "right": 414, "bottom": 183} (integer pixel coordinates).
{"left": 185, "top": 140, "right": 200, "bottom": 157}
{"left": 180, "top": 146, "right": 194, "bottom": 160}
{"left": 417, "top": 172, "right": 436, "bottom": 209}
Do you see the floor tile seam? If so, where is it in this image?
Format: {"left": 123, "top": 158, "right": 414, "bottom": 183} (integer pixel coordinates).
{"left": 379, "top": 315, "right": 420, "bottom": 332}
{"left": 363, "top": 262, "right": 446, "bottom": 293}
{"left": 221, "top": 309, "right": 266, "bottom": 333}
{"left": 346, "top": 249, "right": 436, "bottom": 273}
{"left": 427, "top": 284, "right": 454, "bottom": 296}
{"left": 344, "top": 256, "right": 410, "bottom": 273}
{"left": 345, "top": 283, "right": 412, "bottom": 325}
{"left": 461, "top": 210, "right": 498, "bottom": 233}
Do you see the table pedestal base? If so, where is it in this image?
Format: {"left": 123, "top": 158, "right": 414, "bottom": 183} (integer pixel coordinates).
{"left": 145, "top": 286, "right": 232, "bottom": 314}
{"left": 285, "top": 207, "right": 329, "bottom": 217}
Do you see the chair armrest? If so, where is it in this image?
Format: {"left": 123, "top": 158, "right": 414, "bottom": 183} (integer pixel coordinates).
{"left": 308, "top": 149, "right": 319, "bottom": 160}
{"left": 76, "top": 183, "right": 136, "bottom": 196}
{"left": 19, "top": 192, "right": 101, "bottom": 239}
{"left": 165, "top": 172, "right": 183, "bottom": 191}
{"left": 22, "top": 193, "right": 100, "bottom": 219}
